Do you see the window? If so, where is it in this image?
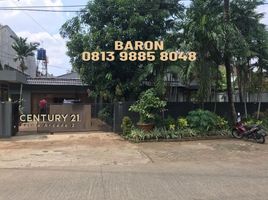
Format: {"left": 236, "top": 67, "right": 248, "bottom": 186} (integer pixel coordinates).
{"left": 0, "top": 84, "right": 9, "bottom": 102}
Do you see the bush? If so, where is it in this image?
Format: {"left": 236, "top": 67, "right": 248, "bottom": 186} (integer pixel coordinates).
{"left": 261, "top": 118, "right": 268, "bottom": 130}
{"left": 177, "top": 117, "right": 188, "bottom": 129}
{"left": 129, "top": 89, "right": 166, "bottom": 123}
{"left": 187, "top": 109, "right": 223, "bottom": 132}
{"left": 151, "top": 128, "right": 180, "bottom": 139}
{"left": 126, "top": 128, "right": 181, "bottom": 141}
{"left": 121, "top": 116, "right": 133, "bottom": 136}
{"left": 128, "top": 129, "right": 146, "bottom": 142}
{"left": 216, "top": 116, "right": 229, "bottom": 129}
{"left": 125, "top": 127, "right": 229, "bottom": 142}
{"left": 98, "top": 106, "right": 112, "bottom": 123}
{"left": 164, "top": 116, "right": 176, "bottom": 130}
{"left": 244, "top": 118, "right": 263, "bottom": 126}
{"left": 178, "top": 128, "right": 198, "bottom": 138}
{"left": 154, "top": 115, "right": 165, "bottom": 128}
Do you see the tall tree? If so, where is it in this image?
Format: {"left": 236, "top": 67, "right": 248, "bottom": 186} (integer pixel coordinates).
{"left": 60, "top": 0, "right": 184, "bottom": 101}
{"left": 224, "top": 0, "right": 237, "bottom": 124}
{"left": 11, "top": 36, "right": 38, "bottom": 73}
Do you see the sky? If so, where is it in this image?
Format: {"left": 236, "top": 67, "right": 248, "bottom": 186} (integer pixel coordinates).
{"left": 0, "top": 0, "right": 88, "bottom": 76}
{"left": 0, "top": 0, "right": 268, "bottom": 76}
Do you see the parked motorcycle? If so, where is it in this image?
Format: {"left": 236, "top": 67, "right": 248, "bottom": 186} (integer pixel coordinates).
{"left": 232, "top": 113, "right": 267, "bottom": 144}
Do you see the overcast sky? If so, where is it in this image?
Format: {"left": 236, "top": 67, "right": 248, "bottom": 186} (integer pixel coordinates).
{"left": 0, "top": 0, "right": 267, "bottom": 76}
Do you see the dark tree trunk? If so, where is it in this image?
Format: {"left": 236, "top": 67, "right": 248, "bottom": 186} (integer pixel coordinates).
{"left": 257, "top": 60, "right": 263, "bottom": 119}
{"left": 224, "top": 0, "right": 236, "bottom": 125}
{"left": 225, "top": 56, "right": 236, "bottom": 124}
{"left": 237, "top": 65, "right": 243, "bottom": 102}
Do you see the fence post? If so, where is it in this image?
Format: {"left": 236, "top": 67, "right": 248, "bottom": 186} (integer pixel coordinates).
{"left": 0, "top": 102, "right": 12, "bottom": 138}
{"left": 113, "top": 102, "right": 116, "bottom": 132}
{"left": 0, "top": 103, "right": 2, "bottom": 137}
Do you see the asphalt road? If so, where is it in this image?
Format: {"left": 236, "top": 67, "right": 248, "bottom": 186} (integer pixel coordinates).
{"left": 0, "top": 133, "right": 268, "bottom": 200}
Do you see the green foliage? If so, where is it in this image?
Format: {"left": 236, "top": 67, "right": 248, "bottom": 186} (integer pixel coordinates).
{"left": 10, "top": 35, "right": 39, "bottom": 73}
{"left": 121, "top": 116, "right": 133, "bottom": 136}
{"left": 216, "top": 116, "right": 229, "bottom": 129}
{"left": 177, "top": 117, "right": 188, "bottom": 129}
{"left": 187, "top": 109, "right": 228, "bottom": 132}
{"left": 61, "top": 0, "right": 184, "bottom": 100}
{"left": 177, "top": 128, "right": 198, "bottom": 138}
{"left": 125, "top": 127, "right": 229, "bottom": 142}
{"left": 261, "top": 118, "right": 268, "bottom": 130}
{"left": 164, "top": 116, "right": 176, "bottom": 130}
{"left": 98, "top": 106, "right": 112, "bottom": 123}
{"left": 244, "top": 118, "right": 263, "bottom": 127}
{"left": 126, "top": 128, "right": 180, "bottom": 141}
{"left": 129, "top": 89, "right": 166, "bottom": 123}
{"left": 154, "top": 115, "right": 165, "bottom": 128}
{"left": 127, "top": 129, "right": 146, "bottom": 142}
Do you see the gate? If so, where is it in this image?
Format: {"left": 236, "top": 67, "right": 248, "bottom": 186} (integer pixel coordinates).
{"left": 0, "top": 102, "right": 19, "bottom": 137}
{"left": 19, "top": 103, "right": 115, "bottom": 134}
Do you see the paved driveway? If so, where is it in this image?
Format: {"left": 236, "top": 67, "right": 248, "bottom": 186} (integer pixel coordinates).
{"left": 0, "top": 132, "right": 268, "bottom": 200}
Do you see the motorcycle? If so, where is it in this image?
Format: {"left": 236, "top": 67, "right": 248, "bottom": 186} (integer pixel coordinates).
{"left": 232, "top": 113, "right": 267, "bottom": 144}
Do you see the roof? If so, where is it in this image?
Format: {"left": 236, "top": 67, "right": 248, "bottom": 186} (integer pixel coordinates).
{"left": 26, "top": 78, "right": 85, "bottom": 86}
{"left": 57, "top": 72, "right": 80, "bottom": 79}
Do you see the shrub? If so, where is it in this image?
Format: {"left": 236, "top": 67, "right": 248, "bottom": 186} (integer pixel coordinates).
{"left": 154, "top": 115, "right": 165, "bottom": 128}
{"left": 178, "top": 128, "right": 198, "bottom": 138}
{"left": 128, "top": 129, "right": 146, "bottom": 142}
{"left": 244, "top": 118, "right": 263, "bottom": 126}
{"left": 260, "top": 118, "right": 268, "bottom": 130}
{"left": 216, "top": 116, "right": 229, "bottom": 129}
{"left": 164, "top": 115, "right": 176, "bottom": 130}
{"left": 121, "top": 116, "right": 133, "bottom": 136}
{"left": 177, "top": 117, "right": 188, "bottom": 129}
{"left": 129, "top": 89, "right": 166, "bottom": 123}
{"left": 187, "top": 109, "right": 218, "bottom": 132}
{"left": 98, "top": 106, "right": 112, "bottom": 123}
{"left": 125, "top": 127, "right": 228, "bottom": 142}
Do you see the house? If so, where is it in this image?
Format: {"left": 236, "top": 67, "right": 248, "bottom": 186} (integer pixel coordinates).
{"left": 0, "top": 25, "right": 91, "bottom": 114}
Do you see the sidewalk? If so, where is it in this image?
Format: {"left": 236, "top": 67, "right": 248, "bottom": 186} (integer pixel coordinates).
{"left": 0, "top": 132, "right": 267, "bottom": 168}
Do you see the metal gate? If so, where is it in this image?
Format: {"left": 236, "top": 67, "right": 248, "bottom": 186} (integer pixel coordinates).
{"left": 18, "top": 103, "right": 115, "bottom": 134}
{"left": 0, "top": 102, "right": 19, "bottom": 137}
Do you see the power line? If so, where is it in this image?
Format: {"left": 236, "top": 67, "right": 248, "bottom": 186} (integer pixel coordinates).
{"left": 0, "top": 8, "right": 83, "bottom": 12}
{"left": 0, "top": 5, "right": 87, "bottom": 8}
{"left": 9, "top": 0, "right": 63, "bottom": 45}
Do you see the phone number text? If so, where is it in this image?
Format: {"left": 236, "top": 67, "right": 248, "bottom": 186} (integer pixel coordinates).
{"left": 81, "top": 51, "right": 197, "bottom": 62}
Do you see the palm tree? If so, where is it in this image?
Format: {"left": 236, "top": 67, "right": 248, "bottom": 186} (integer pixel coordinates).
{"left": 10, "top": 35, "right": 38, "bottom": 73}
{"left": 10, "top": 36, "right": 38, "bottom": 114}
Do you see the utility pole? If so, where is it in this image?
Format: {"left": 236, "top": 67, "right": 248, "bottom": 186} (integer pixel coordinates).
{"left": 224, "top": 0, "right": 237, "bottom": 124}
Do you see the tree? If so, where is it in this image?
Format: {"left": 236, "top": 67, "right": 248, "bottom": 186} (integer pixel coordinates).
{"left": 223, "top": 0, "right": 237, "bottom": 124}
{"left": 183, "top": 0, "right": 267, "bottom": 123}
{"left": 11, "top": 36, "right": 38, "bottom": 114}
{"left": 11, "top": 35, "right": 38, "bottom": 73}
{"left": 183, "top": 0, "right": 231, "bottom": 107}
{"left": 60, "top": 0, "right": 184, "bottom": 101}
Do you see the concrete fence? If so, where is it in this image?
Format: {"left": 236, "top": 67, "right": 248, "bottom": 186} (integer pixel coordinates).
{"left": 0, "top": 102, "right": 19, "bottom": 138}
{"left": 0, "top": 102, "right": 13, "bottom": 138}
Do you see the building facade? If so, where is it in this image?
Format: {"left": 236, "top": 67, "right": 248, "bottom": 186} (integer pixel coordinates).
{"left": 0, "top": 25, "right": 37, "bottom": 77}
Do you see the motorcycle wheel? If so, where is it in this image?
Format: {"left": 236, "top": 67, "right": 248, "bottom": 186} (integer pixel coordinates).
{"left": 256, "top": 135, "right": 265, "bottom": 144}
{"left": 232, "top": 129, "right": 243, "bottom": 139}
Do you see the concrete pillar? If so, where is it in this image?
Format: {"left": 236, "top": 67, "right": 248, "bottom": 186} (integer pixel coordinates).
{"left": 0, "top": 102, "right": 12, "bottom": 138}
